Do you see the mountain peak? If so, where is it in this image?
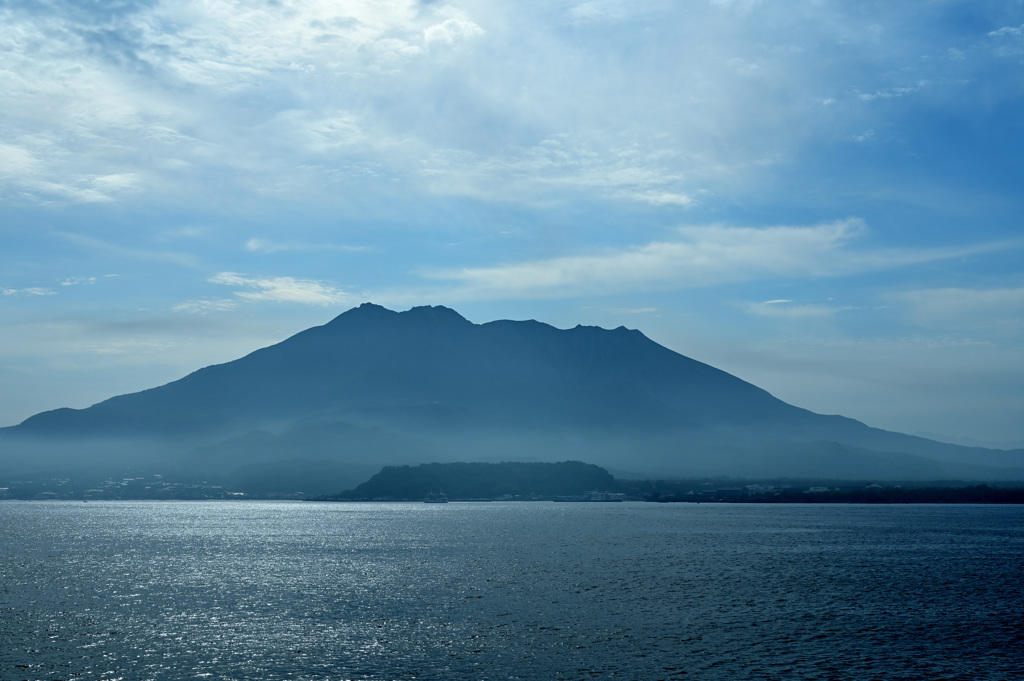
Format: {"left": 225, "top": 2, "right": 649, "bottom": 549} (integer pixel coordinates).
{"left": 320, "top": 302, "right": 397, "bottom": 330}
{"left": 404, "top": 305, "right": 470, "bottom": 324}
{"left": 328, "top": 303, "right": 470, "bottom": 327}
{"left": 329, "top": 302, "right": 395, "bottom": 321}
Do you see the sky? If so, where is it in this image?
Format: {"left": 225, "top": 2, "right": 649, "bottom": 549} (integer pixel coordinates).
{"left": 1, "top": 0, "right": 1023, "bottom": 447}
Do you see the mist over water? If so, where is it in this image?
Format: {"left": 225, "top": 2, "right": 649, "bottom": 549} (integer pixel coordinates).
{"left": 3, "top": 501, "right": 1022, "bottom": 680}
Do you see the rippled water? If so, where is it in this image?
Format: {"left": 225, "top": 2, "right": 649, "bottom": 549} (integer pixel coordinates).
{"left": 2, "top": 501, "right": 1022, "bottom": 680}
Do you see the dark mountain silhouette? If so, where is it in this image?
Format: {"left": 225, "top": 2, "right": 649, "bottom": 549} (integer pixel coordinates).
{"left": 2, "top": 303, "right": 1022, "bottom": 490}
{"left": 333, "top": 461, "right": 619, "bottom": 501}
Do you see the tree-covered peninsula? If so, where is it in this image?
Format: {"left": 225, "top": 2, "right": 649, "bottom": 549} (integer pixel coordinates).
{"left": 323, "top": 460, "right": 619, "bottom": 501}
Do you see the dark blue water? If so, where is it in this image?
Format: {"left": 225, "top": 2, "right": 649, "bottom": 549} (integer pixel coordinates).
{"left": 2, "top": 501, "right": 1022, "bottom": 680}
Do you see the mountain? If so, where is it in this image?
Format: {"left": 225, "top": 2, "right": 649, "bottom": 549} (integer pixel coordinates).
{"left": 332, "top": 461, "right": 619, "bottom": 501}
{"left": 2, "top": 303, "right": 1022, "bottom": 492}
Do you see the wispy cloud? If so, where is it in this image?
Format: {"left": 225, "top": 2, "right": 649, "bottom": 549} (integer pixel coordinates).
{"left": 990, "top": 25, "right": 1024, "bottom": 38}
{"left": 419, "top": 134, "right": 700, "bottom": 206}
{"left": 989, "top": 24, "right": 1024, "bottom": 56}
{"left": 58, "top": 233, "right": 200, "bottom": 268}
{"left": 244, "top": 238, "right": 367, "bottom": 254}
{"left": 711, "top": 0, "right": 763, "bottom": 14}
{"left": 2, "top": 287, "right": 56, "bottom": 297}
{"left": 424, "top": 16, "right": 485, "bottom": 47}
{"left": 60, "top": 277, "right": 97, "bottom": 287}
{"left": 608, "top": 307, "right": 658, "bottom": 315}
{"left": 897, "top": 287, "right": 1024, "bottom": 337}
{"left": 425, "top": 220, "right": 1013, "bottom": 300}
{"left": 2, "top": 155, "right": 144, "bottom": 203}
{"left": 614, "top": 190, "right": 695, "bottom": 207}
{"left": 857, "top": 84, "right": 926, "bottom": 102}
{"left": 0, "top": 0, "right": 485, "bottom": 208}
{"left": 0, "top": 141, "right": 40, "bottom": 177}
{"left": 743, "top": 299, "right": 845, "bottom": 319}
{"left": 566, "top": 1, "right": 671, "bottom": 24}
{"left": 172, "top": 298, "right": 238, "bottom": 315}
{"left": 3, "top": 0, "right": 1012, "bottom": 214}
{"left": 209, "top": 272, "right": 358, "bottom": 306}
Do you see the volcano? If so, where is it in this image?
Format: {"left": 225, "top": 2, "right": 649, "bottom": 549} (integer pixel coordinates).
{"left": 3, "top": 303, "right": 1022, "bottom": 493}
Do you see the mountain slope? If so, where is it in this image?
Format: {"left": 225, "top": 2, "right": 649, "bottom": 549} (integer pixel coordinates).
{"left": 3, "top": 303, "right": 1022, "bottom": 484}
{"left": 14, "top": 303, "right": 800, "bottom": 435}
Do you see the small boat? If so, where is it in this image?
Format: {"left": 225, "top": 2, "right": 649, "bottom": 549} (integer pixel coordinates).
{"left": 424, "top": 491, "right": 449, "bottom": 503}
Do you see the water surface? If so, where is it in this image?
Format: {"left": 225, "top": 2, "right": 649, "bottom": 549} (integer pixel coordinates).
{"left": 2, "top": 501, "right": 1021, "bottom": 680}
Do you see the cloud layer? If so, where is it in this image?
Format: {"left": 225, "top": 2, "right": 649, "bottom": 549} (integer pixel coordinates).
{"left": 5, "top": 0, "right": 1017, "bottom": 211}
{"left": 208, "top": 272, "right": 358, "bottom": 306}
{"left": 3, "top": 0, "right": 1024, "bottom": 443}
{"left": 426, "top": 221, "right": 1012, "bottom": 300}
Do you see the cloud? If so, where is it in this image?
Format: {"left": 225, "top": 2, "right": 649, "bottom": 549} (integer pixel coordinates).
{"left": 424, "top": 220, "right": 1019, "bottom": 300}
{"left": 857, "top": 84, "right": 925, "bottom": 102}
{"left": 743, "top": 300, "right": 844, "bottom": 319}
{"left": 60, "top": 277, "right": 98, "bottom": 287}
{"left": 209, "top": 272, "right": 358, "bottom": 306}
{"left": 991, "top": 25, "right": 1024, "bottom": 37}
{"left": 566, "top": 1, "right": 669, "bottom": 24}
{"left": 989, "top": 25, "right": 1023, "bottom": 39}
{"left": 244, "top": 238, "right": 367, "bottom": 254}
{"left": 0, "top": 0, "right": 890, "bottom": 211}
{"left": 614, "top": 190, "right": 695, "bottom": 207}
{"left": 58, "top": 233, "right": 200, "bottom": 268}
{"left": 898, "top": 287, "right": 1024, "bottom": 337}
{"left": 0, "top": 0, "right": 487, "bottom": 208}
{"left": 267, "top": 110, "right": 369, "bottom": 154}
{"left": 425, "top": 220, "right": 861, "bottom": 299}
{"left": 419, "top": 133, "right": 700, "bottom": 205}
{"left": 83, "top": 338, "right": 179, "bottom": 357}
{"left": 0, "top": 135, "right": 144, "bottom": 202}
{"left": 0, "top": 142, "right": 40, "bottom": 177}
{"left": 136, "top": 1, "right": 440, "bottom": 87}
{"left": 424, "top": 17, "right": 485, "bottom": 47}
{"left": 989, "top": 24, "right": 1024, "bottom": 56}
{"left": 607, "top": 307, "right": 658, "bottom": 315}
{"left": 2, "top": 287, "right": 56, "bottom": 297}
{"left": 172, "top": 298, "right": 238, "bottom": 314}
{"left": 711, "top": 0, "right": 763, "bottom": 13}
{"left": 5, "top": 0, "right": 1013, "bottom": 217}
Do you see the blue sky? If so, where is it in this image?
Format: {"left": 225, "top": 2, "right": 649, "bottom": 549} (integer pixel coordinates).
{"left": 2, "top": 0, "right": 1023, "bottom": 446}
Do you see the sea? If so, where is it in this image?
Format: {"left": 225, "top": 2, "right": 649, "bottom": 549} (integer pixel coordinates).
{"left": 1, "top": 501, "right": 1022, "bottom": 681}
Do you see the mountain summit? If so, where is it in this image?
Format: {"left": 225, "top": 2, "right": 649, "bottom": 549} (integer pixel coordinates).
{"left": 3, "top": 304, "right": 1022, "bottom": 490}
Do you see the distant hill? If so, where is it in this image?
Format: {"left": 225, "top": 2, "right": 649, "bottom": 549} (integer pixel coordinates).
{"left": 2, "top": 303, "right": 1022, "bottom": 492}
{"left": 330, "top": 461, "right": 618, "bottom": 500}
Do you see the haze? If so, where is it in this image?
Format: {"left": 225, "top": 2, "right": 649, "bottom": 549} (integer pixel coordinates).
{"left": 2, "top": 1, "right": 1023, "bottom": 448}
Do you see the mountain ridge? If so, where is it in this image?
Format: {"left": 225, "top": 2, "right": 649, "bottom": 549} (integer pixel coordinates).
{"left": 3, "top": 303, "right": 1022, "bottom": 489}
